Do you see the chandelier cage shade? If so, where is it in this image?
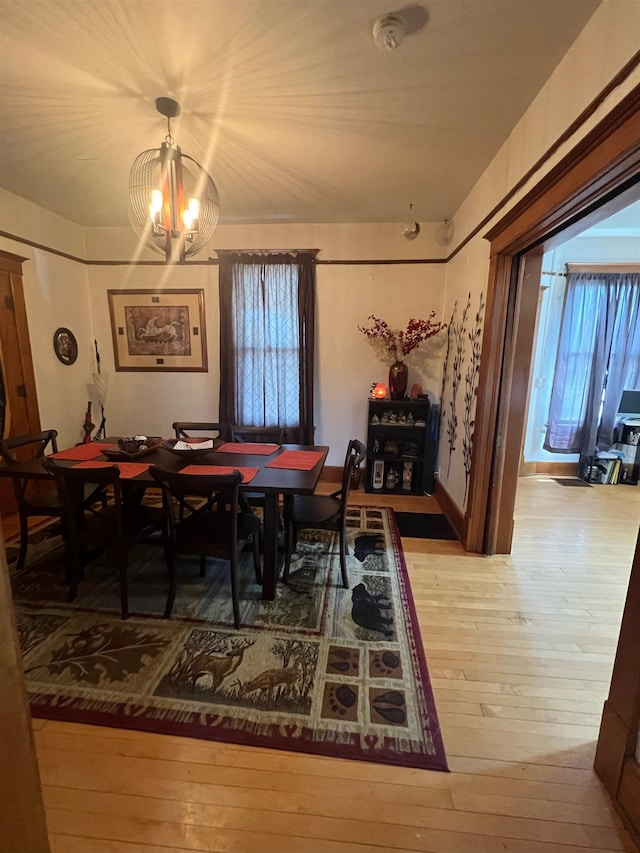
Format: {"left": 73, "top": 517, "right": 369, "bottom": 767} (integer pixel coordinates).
{"left": 128, "top": 99, "right": 220, "bottom": 262}
{"left": 401, "top": 202, "right": 420, "bottom": 240}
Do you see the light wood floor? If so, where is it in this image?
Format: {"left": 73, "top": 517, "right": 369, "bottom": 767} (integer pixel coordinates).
{"left": 31, "top": 477, "right": 640, "bottom": 853}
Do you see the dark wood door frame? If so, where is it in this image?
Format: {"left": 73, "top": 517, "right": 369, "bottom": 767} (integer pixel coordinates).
{"left": 465, "top": 84, "right": 640, "bottom": 554}
{"left": 461, "top": 81, "right": 640, "bottom": 838}
{"left": 594, "top": 528, "right": 640, "bottom": 838}
{"left": 0, "top": 250, "right": 42, "bottom": 519}
{"left": 482, "top": 248, "right": 544, "bottom": 554}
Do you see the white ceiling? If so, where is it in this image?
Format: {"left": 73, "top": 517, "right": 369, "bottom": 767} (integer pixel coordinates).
{"left": 0, "top": 0, "right": 601, "bottom": 229}
{"left": 580, "top": 200, "right": 640, "bottom": 236}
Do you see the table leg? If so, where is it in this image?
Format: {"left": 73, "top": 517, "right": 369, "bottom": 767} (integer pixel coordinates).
{"left": 261, "top": 493, "right": 280, "bottom": 600}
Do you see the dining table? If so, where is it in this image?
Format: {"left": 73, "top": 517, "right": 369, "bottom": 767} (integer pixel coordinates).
{"left": 0, "top": 437, "right": 329, "bottom": 601}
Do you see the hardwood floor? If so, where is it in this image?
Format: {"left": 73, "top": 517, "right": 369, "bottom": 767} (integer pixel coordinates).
{"left": 32, "top": 477, "right": 640, "bottom": 852}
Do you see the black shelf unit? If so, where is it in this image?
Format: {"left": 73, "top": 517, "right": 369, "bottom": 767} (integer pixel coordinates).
{"left": 364, "top": 398, "right": 435, "bottom": 495}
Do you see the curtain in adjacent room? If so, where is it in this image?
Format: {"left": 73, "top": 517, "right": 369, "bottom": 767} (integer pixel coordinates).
{"left": 219, "top": 251, "right": 316, "bottom": 444}
{"left": 544, "top": 272, "right": 640, "bottom": 455}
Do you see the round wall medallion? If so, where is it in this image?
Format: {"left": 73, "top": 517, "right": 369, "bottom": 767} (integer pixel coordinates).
{"left": 53, "top": 327, "right": 78, "bottom": 365}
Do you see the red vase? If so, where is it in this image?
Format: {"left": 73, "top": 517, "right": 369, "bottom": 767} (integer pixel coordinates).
{"left": 388, "top": 361, "right": 408, "bottom": 400}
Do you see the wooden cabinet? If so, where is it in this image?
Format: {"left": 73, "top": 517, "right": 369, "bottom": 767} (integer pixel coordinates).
{"left": 364, "top": 398, "right": 435, "bottom": 495}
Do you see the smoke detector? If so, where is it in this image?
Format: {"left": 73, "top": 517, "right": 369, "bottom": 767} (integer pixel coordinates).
{"left": 373, "top": 13, "right": 407, "bottom": 51}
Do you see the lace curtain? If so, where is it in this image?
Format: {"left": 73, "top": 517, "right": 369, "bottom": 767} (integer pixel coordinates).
{"left": 218, "top": 252, "right": 316, "bottom": 444}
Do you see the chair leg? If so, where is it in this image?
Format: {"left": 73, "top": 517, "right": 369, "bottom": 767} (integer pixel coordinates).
{"left": 159, "top": 522, "right": 178, "bottom": 619}
{"left": 14, "top": 512, "right": 29, "bottom": 573}
{"left": 66, "top": 544, "right": 80, "bottom": 602}
{"left": 338, "top": 529, "right": 349, "bottom": 589}
{"left": 230, "top": 555, "right": 240, "bottom": 629}
{"left": 118, "top": 546, "right": 129, "bottom": 619}
{"left": 199, "top": 555, "right": 206, "bottom": 577}
{"left": 63, "top": 519, "right": 81, "bottom": 601}
{"left": 252, "top": 532, "right": 262, "bottom": 584}
{"left": 163, "top": 548, "right": 178, "bottom": 619}
{"left": 282, "top": 523, "right": 295, "bottom": 582}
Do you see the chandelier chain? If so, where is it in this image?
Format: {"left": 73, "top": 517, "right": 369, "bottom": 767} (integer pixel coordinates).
{"left": 165, "top": 116, "right": 174, "bottom": 147}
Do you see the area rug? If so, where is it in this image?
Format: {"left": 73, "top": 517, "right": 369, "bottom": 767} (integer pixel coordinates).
{"left": 552, "top": 477, "right": 592, "bottom": 487}
{"left": 8, "top": 506, "right": 448, "bottom": 772}
{"left": 394, "top": 511, "right": 458, "bottom": 540}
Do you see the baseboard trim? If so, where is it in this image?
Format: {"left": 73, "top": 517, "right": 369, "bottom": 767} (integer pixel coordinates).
{"left": 618, "top": 759, "right": 640, "bottom": 844}
{"left": 433, "top": 479, "right": 466, "bottom": 547}
{"left": 520, "top": 461, "right": 578, "bottom": 476}
{"left": 320, "top": 465, "right": 342, "bottom": 483}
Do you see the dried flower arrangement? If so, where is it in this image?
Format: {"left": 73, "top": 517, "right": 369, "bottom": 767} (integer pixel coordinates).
{"left": 357, "top": 313, "right": 446, "bottom": 363}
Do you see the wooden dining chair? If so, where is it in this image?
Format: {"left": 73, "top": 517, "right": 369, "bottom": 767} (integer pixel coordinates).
{"left": 282, "top": 438, "right": 366, "bottom": 588}
{"left": 42, "top": 458, "right": 168, "bottom": 618}
{"left": 0, "top": 430, "right": 62, "bottom": 572}
{"left": 172, "top": 421, "right": 231, "bottom": 443}
{"left": 170, "top": 422, "right": 230, "bottom": 519}
{"left": 0, "top": 431, "right": 114, "bottom": 575}
{"left": 149, "top": 466, "right": 262, "bottom": 627}
{"left": 229, "top": 426, "right": 286, "bottom": 531}
{"left": 230, "top": 425, "right": 286, "bottom": 445}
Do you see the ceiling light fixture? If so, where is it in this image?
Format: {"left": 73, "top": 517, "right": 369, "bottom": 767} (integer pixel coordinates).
{"left": 372, "top": 13, "right": 407, "bottom": 51}
{"left": 435, "top": 218, "right": 455, "bottom": 246}
{"left": 128, "top": 97, "right": 220, "bottom": 262}
{"left": 401, "top": 203, "right": 421, "bottom": 240}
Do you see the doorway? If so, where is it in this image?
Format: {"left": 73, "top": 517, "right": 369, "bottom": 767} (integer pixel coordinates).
{"left": 465, "top": 87, "right": 640, "bottom": 555}
{"left": 523, "top": 202, "right": 640, "bottom": 479}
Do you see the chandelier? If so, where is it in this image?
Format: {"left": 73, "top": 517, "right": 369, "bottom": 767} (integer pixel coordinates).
{"left": 128, "top": 97, "right": 220, "bottom": 262}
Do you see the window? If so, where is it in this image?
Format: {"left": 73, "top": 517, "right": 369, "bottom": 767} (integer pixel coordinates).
{"left": 218, "top": 252, "right": 316, "bottom": 444}
{"left": 545, "top": 272, "right": 640, "bottom": 454}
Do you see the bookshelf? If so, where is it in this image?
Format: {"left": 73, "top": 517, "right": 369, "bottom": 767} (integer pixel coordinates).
{"left": 364, "top": 398, "right": 437, "bottom": 495}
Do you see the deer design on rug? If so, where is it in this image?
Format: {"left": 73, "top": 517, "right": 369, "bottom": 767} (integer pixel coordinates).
{"left": 237, "top": 666, "right": 302, "bottom": 705}
{"left": 186, "top": 638, "right": 256, "bottom": 692}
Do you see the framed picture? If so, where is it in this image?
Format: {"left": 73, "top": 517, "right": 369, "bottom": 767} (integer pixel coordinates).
{"left": 107, "top": 289, "right": 208, "bottom": 372}
{"left": 53, "top": 327, "right": 78, "bottom": 365}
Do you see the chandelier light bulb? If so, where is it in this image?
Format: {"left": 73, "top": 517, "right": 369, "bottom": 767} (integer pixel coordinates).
{"left": 149, "top": 189, "right": 163, "bottom": 224}
{"left": 183, "top": 197, "right": 200, "bottom": 230}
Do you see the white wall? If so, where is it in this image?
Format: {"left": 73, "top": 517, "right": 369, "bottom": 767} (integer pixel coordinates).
{"left": 1, "top": 0, "right": 638, "bottom": 494}
{"left": 0, "top": 189, "right": 95, "bottom": 449}
{"left": 85, "top": 223, "right": 447, "bottom": 466}
{"left": 438, "top": 0, "right": 640, "bottom": 510}
{"left": 0, "top": 200, "right": 448, "bottom": 465}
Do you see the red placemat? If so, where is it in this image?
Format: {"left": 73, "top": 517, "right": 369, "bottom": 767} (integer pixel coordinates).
{"left": 265, "top": 450, "right": 324, "bottom": 470}
{"left": 50, "top": 443, "right": 117, "bottom": 461}
{"left": 180, "top": 465, "right": 259, "bottom": 483}
{"left": 73, "top": 460, "right": 151, "bottom": 479}
{"left": 216, "top": 442, "right": 280, "bottom": 455}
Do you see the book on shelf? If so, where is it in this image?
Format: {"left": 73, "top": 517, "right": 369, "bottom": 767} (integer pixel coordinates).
{"left": 578, "top": 451, "right": 623, "bottom": 484}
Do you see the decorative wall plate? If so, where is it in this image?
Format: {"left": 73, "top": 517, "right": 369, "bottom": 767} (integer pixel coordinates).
{"left": 53, "top": 327, "right": 78, "bottom": 365}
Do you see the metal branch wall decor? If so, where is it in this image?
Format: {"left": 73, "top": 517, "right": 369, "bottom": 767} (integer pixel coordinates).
{"left": 439, "top": 304, "right": 454, "bottom": 435}
{"left": 444, "top": 293, "right": 471, "bottom": 476}
{"left": 440, "top": 291, "right": 485, "bottom": 502}
{"left": 462, "top": 293, "right": 485, "bottom": 502}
